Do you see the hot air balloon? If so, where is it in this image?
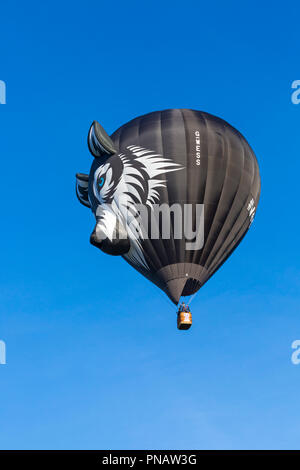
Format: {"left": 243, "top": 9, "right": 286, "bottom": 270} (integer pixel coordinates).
{"left": 76, "top": 109, "right": 261, "bottom": 328}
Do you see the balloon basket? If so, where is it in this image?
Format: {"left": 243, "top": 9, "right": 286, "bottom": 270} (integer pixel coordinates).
{"left": 177, "top": 311, "right": 192, "bottom": 330}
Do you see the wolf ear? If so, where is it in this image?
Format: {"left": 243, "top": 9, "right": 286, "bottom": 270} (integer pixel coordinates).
{"left": 88, "top": 121, "right": 116, "bottom": 158}
{"left": 76, "top": 173, "right": 91, "bottom": 208}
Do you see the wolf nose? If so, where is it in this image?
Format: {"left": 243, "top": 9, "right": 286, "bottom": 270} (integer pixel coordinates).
{"left": 90, "top": 222, "right": 130, "bottom": 256}
{"left": 90, "top": 227, "right": 104, "bottom": 249}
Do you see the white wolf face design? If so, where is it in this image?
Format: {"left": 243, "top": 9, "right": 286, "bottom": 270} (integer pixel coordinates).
{"left": 90, "top": 145, "right": 184, "bottom": 270}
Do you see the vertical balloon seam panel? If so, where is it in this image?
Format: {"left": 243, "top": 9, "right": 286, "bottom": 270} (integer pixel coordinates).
{"left": 193, "top": 111, "right": 209, "bottom": 269}
{"left": 199, "top": 114, "right": 231, "bottom": 266}
{"left": 199, "top": 113, "right": 226, "bottom": 267}
{"left": 158, "top": 110, "right": 181, "bottom": 295}
{"left": 204, "top": 129, "right": 248, "bottom": 269}
{"left": 138, "top": 113, "right": 169, "bottom": 274}
{"left": 206, "top": 165, "right": 257, "bottom": 277}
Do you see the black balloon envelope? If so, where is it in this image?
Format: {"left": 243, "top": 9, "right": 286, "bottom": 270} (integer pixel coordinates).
{"left": 76, "top": 109, "right": 261, "bottom": 304}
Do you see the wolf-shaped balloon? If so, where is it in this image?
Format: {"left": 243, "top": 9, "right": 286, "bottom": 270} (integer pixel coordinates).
{"left": 76, "top": 110, "right": 260, "bottom": 304}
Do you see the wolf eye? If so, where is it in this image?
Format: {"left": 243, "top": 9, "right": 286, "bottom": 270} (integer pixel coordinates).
{"left": 98, "top": 176, "right": 105, "bottom": 188}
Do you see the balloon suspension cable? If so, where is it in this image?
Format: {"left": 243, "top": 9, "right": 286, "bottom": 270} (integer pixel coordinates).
{"left": 186, "top": 292, "right": 198, "bottom": 307}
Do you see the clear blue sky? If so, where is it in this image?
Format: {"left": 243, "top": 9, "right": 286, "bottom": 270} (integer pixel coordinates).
{"left": 0, "top": 0, "right": 300, "bottom": 450}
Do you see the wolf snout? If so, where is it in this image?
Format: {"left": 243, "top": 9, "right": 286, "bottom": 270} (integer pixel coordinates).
{"left": 90, "top": 220, "right": 130, "bottom": 256}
